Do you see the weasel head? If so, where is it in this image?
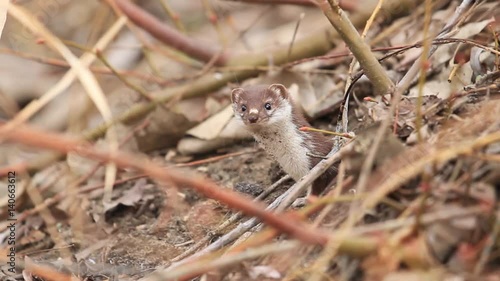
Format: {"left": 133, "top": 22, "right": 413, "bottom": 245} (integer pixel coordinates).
{"left": 231, "top": 84, "right": 292, "bottom": 129}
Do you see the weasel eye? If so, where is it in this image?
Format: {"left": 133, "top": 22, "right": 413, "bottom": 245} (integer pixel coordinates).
{"left": 241, "top": 105, "right": 247, "bottom": 112}
{"left": 264, "top": 103, "right": 272, "bottom": 110}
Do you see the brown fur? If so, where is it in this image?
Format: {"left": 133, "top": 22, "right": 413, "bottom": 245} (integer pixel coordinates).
{"left": 232, "top": 84, "right": 336, "bottom": 195}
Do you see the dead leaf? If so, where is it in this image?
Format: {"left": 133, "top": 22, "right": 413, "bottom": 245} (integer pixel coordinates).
{"left": 433, "top": 18, "right": 494, "bottom": 65}
{"left": 103, "top": 178, "right": 151, "bottom": 213}
{"left": 247, "top": 265, "right": 281, "bottom": 280}
{"left": 187, "top": 106, "right": 234, "bottom": 140}
{"left": 178, "top": 117, "right": 250, "bottom": 155}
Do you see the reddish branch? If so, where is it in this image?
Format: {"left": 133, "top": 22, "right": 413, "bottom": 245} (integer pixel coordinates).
{"left": 25, "top": 260, "right": 72, "bottom": 281}
{"left": 1, "top": 124, "right": 330, "bottom": 246}
{"left": 224, "top": 0, "right": 318, "bottom": 6}
{"left": 113, "top": 0, "right": 228, "bottom": 66}
{"left": 221, "top": 0, "right": 358, "bottom": 11}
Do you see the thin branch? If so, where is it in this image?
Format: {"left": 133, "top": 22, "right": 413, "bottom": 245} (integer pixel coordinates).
{"left": 0, "top": 123, "right": 331, "bottom": 245}
{"left": 221, "top": 0, "right": 359, "bottom": 11}
{"left": 158, "top": 0, "right": 186, "bottom": 32}
{"left": 160, "top": 205, "right": 486, "bottom": 281}
{"left": 14, "top": 0, "right": 412, "bottom": 180}
{"left": 171, "top": 175, "right": 290, "bottom": 262}
{"left": 222, "top": 0, "right": 318, "bottom": 6}
{"left": 395, "top": 0, "right": 476, "bottom": 93}
{"left": 415, "top": 0, "right": 435, "bottom": 143}
{"left": 318, "top": 0, "right": 395, "bottom": 96}
{"left": 113, "top": 0, "right": 228, "bottom": 65}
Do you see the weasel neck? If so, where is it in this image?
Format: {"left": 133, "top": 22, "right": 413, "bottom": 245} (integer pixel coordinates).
{"left": 251, "top": 118, "right": 312, "bottom": 182}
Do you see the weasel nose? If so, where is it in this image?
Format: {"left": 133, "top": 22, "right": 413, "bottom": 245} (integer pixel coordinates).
{"left": 248, "top": 114, "right": 258, "bottom": 123}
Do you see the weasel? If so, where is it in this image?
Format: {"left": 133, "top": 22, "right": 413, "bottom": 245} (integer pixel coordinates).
{"left": 231, "top": 84, "right": 336, "bottom": 195}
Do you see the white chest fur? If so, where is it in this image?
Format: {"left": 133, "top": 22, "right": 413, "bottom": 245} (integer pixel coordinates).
{"left": 251, "top": 115, "right": 311, "bottom": 182}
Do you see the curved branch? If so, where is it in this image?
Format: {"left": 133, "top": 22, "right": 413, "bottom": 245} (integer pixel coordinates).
{"left": 1, "top": 123, "right": 331, "bottom": 246}
{"left": 113, "top": 0, "right": 228, "bottom": 65}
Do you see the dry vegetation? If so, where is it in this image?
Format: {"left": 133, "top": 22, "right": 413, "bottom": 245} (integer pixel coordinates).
{"left": 0, "top": 0, "right": 499, "bottom": 280}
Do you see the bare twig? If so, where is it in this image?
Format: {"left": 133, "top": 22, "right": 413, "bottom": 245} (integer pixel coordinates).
{"left": 276, "top": 142, "right": 344, "bottom": 211}
{"left": 287, "top": 13, "right": 305, "bottom": 61}
{"left": 353, "top": 0, "right": 478, "bottom": 230}
{"left": 6, "top": 3, "right": 119, "bottom": 203}
{"left": 158, "top": 0, "right": 186, "bottom": 32}
{"left": 318, "top": 0, "right": 395, "bottom": 96}
{"left": 222, "top": 0, "right": 318, "bottom": 7}
{"left": 157, "top": 205, "right": 486, "bottom": 281}
{"left": 415, "top": 0, "right": 434, "bottom": 143}
{"left": 0, "top": 124, "right": 332, "bottom": 245}
{"left": 474, "top": 211, "right": 500, "bottom": 275}
{"left": 15, "top": 0, "right": 410, "bottom": 176}
{"left": 171, "top": 175, "right": 291, "bottom": 262}
{"left": 113, "top": 0, "right": 228, "bottom": 65}
{"left": 340, "top": 0, "right": 385, "bottom": 137}
{"left": 202, "top": 0, "right": 228, "bottom": 46}
{"left": 170, "top": 169, "right": 353, "bottom": 269}
{"left": 174, "top": 149, "right": 258, "bottom": 167}
{"left": 170, "top": 178, "right": 298, "bottom": 265}
{"left": 151, "top": 241, "right": 299, "bottom": 281}
{"left": 221, "top": 0, "right": 359, "bottom": 11}
{"left": 95, "top": 50, "right": 159, "bottom": 103}
{"left": 395, "top": 0, "right": 476, "bottom": 93}
{"left": 0, "top": 48, "right": 170, "bottom": 84}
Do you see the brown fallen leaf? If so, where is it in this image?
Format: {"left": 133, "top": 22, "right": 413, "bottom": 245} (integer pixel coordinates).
{"left": 103, "top": 178, "right": 153, "bottom": 214}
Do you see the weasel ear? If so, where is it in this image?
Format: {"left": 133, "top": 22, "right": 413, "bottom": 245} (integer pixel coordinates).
{"left": 231, "top": 88, "right": 244, "bottom": 103}
{"left": 268, "top": 84, "right": 288, "bottom": 100}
